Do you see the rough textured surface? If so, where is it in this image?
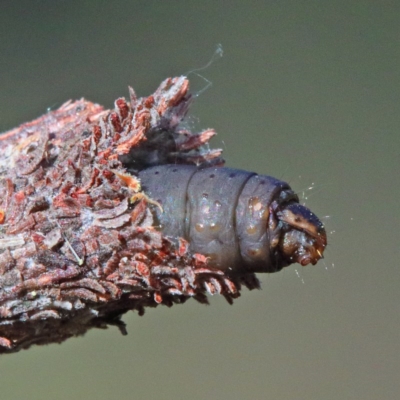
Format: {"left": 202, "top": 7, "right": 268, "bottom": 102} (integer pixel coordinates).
{"left": 0, "top": 77, "right": 261, "bottom": 354}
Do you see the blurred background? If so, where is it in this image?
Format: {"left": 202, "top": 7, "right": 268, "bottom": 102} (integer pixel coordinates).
{"left": 0, "top": 1, "right": 399, "bottom": 399}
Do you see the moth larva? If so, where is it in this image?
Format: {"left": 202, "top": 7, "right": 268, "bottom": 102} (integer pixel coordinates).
{"left": 139, "top": 165, "right": 327, "bottom": 273}
{"left": 0, "top": 75, "right": 327, "bottom": 353}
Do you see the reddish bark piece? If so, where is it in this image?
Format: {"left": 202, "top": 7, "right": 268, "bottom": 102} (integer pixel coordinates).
{"left": 0, "top": 76, "right": 253, "bottom": 354}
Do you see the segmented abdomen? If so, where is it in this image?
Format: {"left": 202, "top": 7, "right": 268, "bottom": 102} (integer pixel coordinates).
{"left": 139, "top": 165, "right": 299, "bottom": 273}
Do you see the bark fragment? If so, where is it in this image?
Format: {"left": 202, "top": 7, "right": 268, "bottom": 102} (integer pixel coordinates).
{"left": 0, "top": 76, "right": 256, "bottom": 354}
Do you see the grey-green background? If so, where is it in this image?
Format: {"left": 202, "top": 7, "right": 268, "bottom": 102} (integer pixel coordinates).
{"left": 0, "top": 1, "right": 398, "bottom": 399}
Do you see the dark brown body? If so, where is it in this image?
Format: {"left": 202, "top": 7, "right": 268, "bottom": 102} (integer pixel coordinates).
{"left": 140, "top": 165, "right": 326, "bottom": 274}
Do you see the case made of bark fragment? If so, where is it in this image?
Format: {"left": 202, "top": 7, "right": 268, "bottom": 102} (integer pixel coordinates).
{"left": 0, "top": 77, "right": 326, "bottom": 354}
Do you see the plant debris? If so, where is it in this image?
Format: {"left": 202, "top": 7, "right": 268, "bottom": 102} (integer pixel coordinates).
{"left": 0, "top": 76, "right": 261, "bottom": 354}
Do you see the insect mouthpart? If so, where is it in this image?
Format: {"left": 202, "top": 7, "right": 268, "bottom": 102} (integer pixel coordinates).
{"left": 274, "top": 202, "right": 327, "bottom": 266}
